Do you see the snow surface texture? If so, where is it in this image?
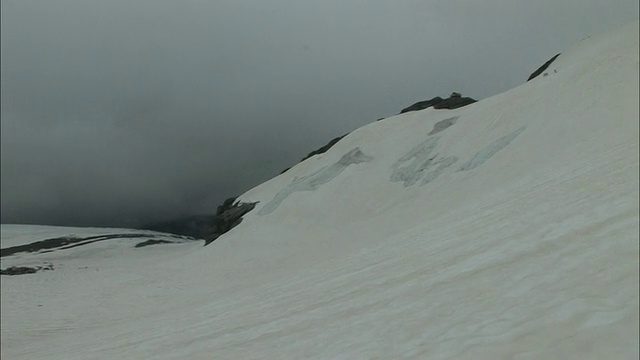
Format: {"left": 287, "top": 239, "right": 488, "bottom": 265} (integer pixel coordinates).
{"left": 2, "top": 21, "right": 639, "bottom": 359}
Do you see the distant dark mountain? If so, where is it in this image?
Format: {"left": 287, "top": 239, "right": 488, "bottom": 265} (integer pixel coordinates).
{"left": 141, "top": 214, "right": 215, "bottom": 240}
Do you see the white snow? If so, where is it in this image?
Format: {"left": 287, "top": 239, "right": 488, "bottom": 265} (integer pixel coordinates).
{"left": 2, "top": 21, "right": 638, "bottom": 359}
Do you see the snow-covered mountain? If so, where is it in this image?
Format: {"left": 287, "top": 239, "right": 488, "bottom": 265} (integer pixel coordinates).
{"left": 2, "top": 21, "right": 638, "bottom": 359}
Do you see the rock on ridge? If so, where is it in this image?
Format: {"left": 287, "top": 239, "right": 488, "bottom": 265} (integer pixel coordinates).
{"left": 527, "top": 53, "right": 561, "bottom": 81}
{"left": 204, "top": 198, "right": 257, "bottom": 245}
{"left": 400, "top": 92, "right": 477, "bottom": 114}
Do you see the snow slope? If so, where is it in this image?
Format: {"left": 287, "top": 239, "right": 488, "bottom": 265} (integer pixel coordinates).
{"left": 2, "top": 21, "right": 638, "bottom": 359}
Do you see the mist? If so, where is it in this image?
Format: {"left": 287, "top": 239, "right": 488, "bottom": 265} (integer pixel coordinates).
{"left": 2, "top": 0, "right": 638, "bottom": 227}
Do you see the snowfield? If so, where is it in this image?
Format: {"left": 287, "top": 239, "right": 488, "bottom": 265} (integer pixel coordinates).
{"left": 2, "top": 21, "right": 638, "bottom": 359}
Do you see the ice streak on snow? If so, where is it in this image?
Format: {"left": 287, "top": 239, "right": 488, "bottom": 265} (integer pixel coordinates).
{"left": 258, "top": 147, "right": 373, "bottom": 215}
{"left": 459, "top": 125, "right": 526, "bottom": 171}
{"left": 429, "top": 116, "right": 459, "bottom": 135}
{"left": 391, "top": 136, "right": 458, "bottom": 187}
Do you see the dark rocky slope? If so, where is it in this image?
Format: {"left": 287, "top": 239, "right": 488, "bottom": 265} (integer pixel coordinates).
{"left": 400, "top": 92, "right": 477, "bottom": 114}
{"left": 527, "top": 53, "right": 561, "bottom": 81}
{"left": 1, "top": 264, "right": 54, "bottom": 276}
{"left": 204, "top": 198, "right": 257, "bottom": 245}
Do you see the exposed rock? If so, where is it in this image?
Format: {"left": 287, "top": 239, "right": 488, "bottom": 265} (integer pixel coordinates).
{"left": 217, "top": 197, "right": 237, "bottom": 215}
{"left": 432, "top": 96, "right": 477, "bottom": 110}
{"left": 1, "top": 267, "right": 39, "bottom": 275}
{"left": 135, "top": 239, "right": 174, "bottom": 248}
{"left": 400, "top": 96, "right": 444, "bottom": 114}
{"left": 400, "top": 93, "right": 476, "bottom": 113}
{"left": 527, "top": 53, "right": 561, "bottom": 81}
{"left": 300, "top": 135, "right": 347, "bottom": 162}
{"left": 0, "top": 234, "right": 150, "bottom": 257}
{"left": 1, "top": 233, "right": 196, "bottom": 257}
{"left": 1, "top": 236, "right": 78, "bottom": 257}
{"left": 281, "top": 135, "right": 348, "bottom": 174}
{"left": 204, "top": 198, "right": 257, "bottom": 246}
{"left": 1, "top": 264, "right": 54, "bottom": 276}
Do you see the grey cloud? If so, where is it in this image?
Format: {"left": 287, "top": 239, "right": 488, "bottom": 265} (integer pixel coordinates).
{"left": 1, "top": 0, "right": 638, "bottom": 226}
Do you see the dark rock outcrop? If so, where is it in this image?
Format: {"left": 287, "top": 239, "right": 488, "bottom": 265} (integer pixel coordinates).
{"left": 300, "top": 135, "right": 347, "bottom": 162}
{"left": 135, "top": 239, "right": 173, "bottom": 248}
{"left": 205, "top": 197, "right": 257, "bottom": 246}
{"left": 432, "top": 96, "right": 476, "bottom": 110}
{"left": 400, "top": 96, "right": 444, "bottom": 114}
{"left": 1, "top": 264, "right": 53, "bottom": 276}
{"left": 527, "top": 53, "right": 561, "bottom": 81}
{"left": 0, "top": 234, "right": 150, "bottom": 257}
{"left": 0, "top": 233, "right": 195, "bottom": 258}
{"left": 281, "top": 134, "right": 348, "bottom": 174}
{"left": 400, "top": 93, "right": 476, "bottom": 114}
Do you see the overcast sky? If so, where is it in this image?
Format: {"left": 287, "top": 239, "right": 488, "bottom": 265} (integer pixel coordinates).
{"left": 1, "top": 0, "right": 638, "bottom": 227}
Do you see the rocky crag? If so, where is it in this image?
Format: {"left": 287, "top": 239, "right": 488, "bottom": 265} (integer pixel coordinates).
{"left": 400, "top": 92, "right": 477, "bottom": 113}
{"left": 527, "top": 53, "right": 561, "bottom": 81}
